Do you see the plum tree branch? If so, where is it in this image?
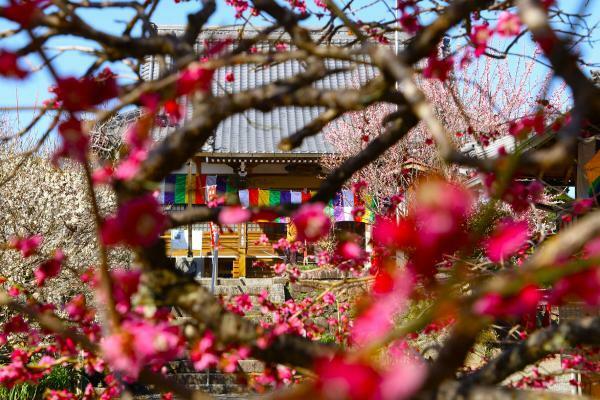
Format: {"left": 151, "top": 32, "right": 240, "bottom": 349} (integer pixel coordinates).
{"left": 461, "top": 316, "right": 600, "bottom": 388}
{"left": 312, "top": 105, "right": 418, "bottom": 203}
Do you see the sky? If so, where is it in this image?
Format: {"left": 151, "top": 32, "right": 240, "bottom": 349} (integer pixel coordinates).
{"left": 0, "top": 0, "right": 598, "bottom": 136}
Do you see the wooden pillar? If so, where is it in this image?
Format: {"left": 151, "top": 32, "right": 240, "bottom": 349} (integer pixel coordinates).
{"left": 364, "top": 223, "right": 372, "bottom": 270}
{"left": 186, "top": 161, "right": 194, "bottom": 257}
{"left": 576, "top": 139, "right": 596, "bottom": 198}
{"left": 364, "top": 223, "right": 372, "bottom": 254}
{"left": 237, "top": 222, "right": 247, "bottom": 278}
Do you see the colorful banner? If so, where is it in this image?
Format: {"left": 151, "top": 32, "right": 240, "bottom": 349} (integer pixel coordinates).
{"left": 176, "top": 174, "right": 187, "bottom": 204}
{"left": 160, "top": 176, "right": 377, "bottom": 224}
{"left": 195, "top": 175, "right": 206, "bottom": 205}
{"left": 163, "top": 174, "right": 176, "bottom": 204}
{"left": 161, "top": 174, "right": 238, "bottom": 205}
{"left": 269, "top": 190, "right": 281, "bottom": 206}
{"left": 239, "top": 189, "right": 250, "bottom": 208}
{"left": 216, "top": 176, "right": 227, "bottom": 194}
{"left": 235, "top": 189, "right": 316, "bottom": 207}
{"left": 161, "top": 174, "right": 185, "bottom": 205}
{"left": 291, "top": 191, "right": 302, "bottom": 204}
{"left": 302, "top": 191, "right": 312, "bottom": 203}
{"left": 332, "top": 192, "right": 342, "bottom": 207}
{"left": 249, "top": 188, "right": 259, "bottom": 206}
{"left": 342, "top": 189, "right": 354, "bottom": 208}
{"left": 206, "top": 175, "right": 217, "bottom": 188}
{"left": 258, "top": 189, "right": 270, "bottom": 206}
{"left": 281, "top": 191, "right": 291, "bottom": 204}
{"left": 206, "top": 185, "right": 217, "bottom": 203}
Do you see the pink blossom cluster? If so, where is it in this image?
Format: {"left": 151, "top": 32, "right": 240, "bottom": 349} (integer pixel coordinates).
{"left": 101, "top": 319, "right": 183, "bottom": 379}
{"left": 469, "top": 12, "right": 522, "bottom": 58}
{"left": 101, "top": 194, "right": 166, "bottom": 247}
{"left": 372, "top": 180, "right": 474, "bottom": 279}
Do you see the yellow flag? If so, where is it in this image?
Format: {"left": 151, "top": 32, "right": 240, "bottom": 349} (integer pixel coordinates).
{"left": 258, "top": 189, "right": 270, "bottom": 206}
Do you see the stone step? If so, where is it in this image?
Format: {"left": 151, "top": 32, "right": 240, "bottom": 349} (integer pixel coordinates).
{"left": 167, "top": 360, "right": 196, "bottom": 373}
{"left": 193, "top": 281, "right": 286, "bottom": 303}
{"left": 211, "top": 283, "right": 285, "bottom": 298}
{"left": 184, "top": 384, "right": 245, "bottom": 394}
{"left": 197, "top": 278, "right": 287, "bottom": 286}
{"left": 299, "top": 268, "right": 349, "bottom": 280}
{"left": 238, "top": 359, "right": 265, "bottom": 374}
{"left": 168, "top": 359, "right": 265, "bottom": 374}
{"left": 134, "top": 390, "right": 251, "bottom": 399}
{"left": 168, "top": 372, "right": 238, "bottom": 386}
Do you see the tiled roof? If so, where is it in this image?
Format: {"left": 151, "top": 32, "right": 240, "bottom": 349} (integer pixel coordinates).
{"left": 460, "top": 135, "right": 517, "bottom": 159}
{"left": 150, "top": 58, "right": 376, "bottom": 155}
{"left": 139, "top": 25, "right": 405, "bottom": 156}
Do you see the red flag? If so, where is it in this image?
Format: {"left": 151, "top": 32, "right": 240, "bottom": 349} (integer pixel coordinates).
{"left": 354, "top": 191, "right": 364, "bottom": 206}
{"left": 195, "top": 175, "right": 206, "bottom": 204}
{"left": 301, "top": 191, "right": 312, "bottom": 203}
{"left": 249, "top": 188, "right": 259, "bottom": 206}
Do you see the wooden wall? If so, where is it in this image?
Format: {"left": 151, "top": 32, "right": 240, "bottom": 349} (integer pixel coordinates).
{"left": 167, "top": 159, "right": 325, "bottom": 277}
{"left": 164, "top": 222, "right": 288, "bottom": 278}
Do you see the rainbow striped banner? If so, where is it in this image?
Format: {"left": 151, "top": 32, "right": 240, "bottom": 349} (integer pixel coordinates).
{"left": 161, "top": 174, "right": 238, "bottom": 205}
{"left": 160, "top": 177, "right": 375, "bottom": 224}
{"left": 237, "top": 189, "right": 313, "bottom": 207}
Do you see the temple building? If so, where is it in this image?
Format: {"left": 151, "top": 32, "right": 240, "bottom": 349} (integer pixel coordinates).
{"left": 94, "top": 25, "right": 393, "bottom": 278}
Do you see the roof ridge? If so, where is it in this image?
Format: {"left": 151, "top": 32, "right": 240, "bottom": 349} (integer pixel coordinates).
{"left": 153, "top": 24, "right": 406, "bottom": 42}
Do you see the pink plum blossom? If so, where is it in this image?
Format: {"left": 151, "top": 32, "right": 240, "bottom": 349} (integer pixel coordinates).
{"left": 323, "top": 291, "right": 336, "bottom": 305}
{"left": 191, "top": 331, "right": 218, "bottom": 371}
{"left": 3, "top": 315, "right": 29, "bottom": 333}
{"left": 254, "top": 233, "right": 270, "bottom": 245}
{"left": 485, "top": 219, "right": 529, "bottom": 262}
{"left": 380, "top": 356, "right": 426, "bottom": 400}
{"left": 222, "top": 346, "right": 250, "bottom": 373}
{"left": 497, "top": 11, "right": 521, "bottom": 36}
{"left": 234, "top": 293, "right": 253, "bottom": 312}
{"left": 315, "top": 356, "right": 382, "bottom": 400}
{"left": 423, "top": 55, "right": 453, "bottom": 81}
{"left": 64, "top": 294, "right": 93, "bottom": 322}
{"left": 9, "top": 234, "right": 42, "bottom": 257}
{"left": 372, "top": 217, "right": 414, "bottom": 249}
{"left": 273, "top": 263, "right": 286, "bottom": 275}
{"left": 352, "top": 270, "right": 413, "bottom": 345}
{"left": 92, "top": 164, "right": 114, "bottom": 185}
{"left": 101, "top": 194, "right": 166, "bottom": 247}
{"left": 474, "top": 284, "right": 541, "bottom": 318}
{"left": 470, "top": 24, "right": 493, "bottom": 57}
{"left": 292, "top": 203, "right": 331, "bottom": 243}
{"left": 114, "top": 148, "right": 148, "bottom": 181}
{"left": 550, "top": 268, "right": 600, "bottom": 307}
{"left": 34, "top": 249, "right": 64, "bottom": 286}
{"left": 0, "top": 50, "right": 28, "bottom": 79}
{"left": 573, "top": 198, "right": 594, "bottom": 215}
{"left": 54, "top": 117, "right": 89, "bottom": 163}
{"left": 100, "top": 320, "right": 183, "bottom": 379}
{"left": 219, "top": 206, "right": 251, "bottom": 225}
{"left": 398, "top": 11, "right": 421, "bottom": 34}
{"left": 336, "top": 241, "right": 365, "bottom": 262}
{"left": 177, "top": 65, "right": 214, "bottom": 95}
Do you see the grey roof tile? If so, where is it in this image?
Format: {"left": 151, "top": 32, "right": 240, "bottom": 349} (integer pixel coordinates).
{"left": 115, "top": 26, "right": 407, "bottom": 156}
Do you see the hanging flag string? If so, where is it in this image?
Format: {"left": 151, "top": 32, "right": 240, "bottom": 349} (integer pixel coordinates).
{"left": 159, "top": 174, "right": 374, "bottom": 223}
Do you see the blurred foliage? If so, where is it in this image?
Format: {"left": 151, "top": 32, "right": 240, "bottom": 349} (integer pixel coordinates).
{"left": 0, "top": 365, "right": 80, "bottom": 400}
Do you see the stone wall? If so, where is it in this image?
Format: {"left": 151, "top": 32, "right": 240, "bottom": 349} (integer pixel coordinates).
{"left": 197, "top": 277, "right": 287, "bottom": 304}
